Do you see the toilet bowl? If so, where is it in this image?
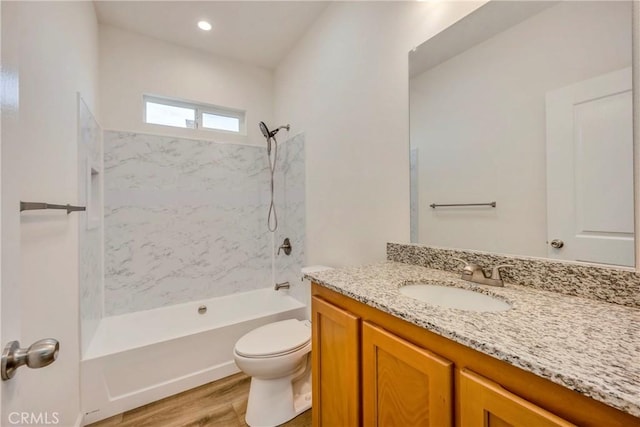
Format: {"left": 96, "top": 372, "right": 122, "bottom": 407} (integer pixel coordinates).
{"left": 233, "top": 319, "right": 312, "bottom": 427}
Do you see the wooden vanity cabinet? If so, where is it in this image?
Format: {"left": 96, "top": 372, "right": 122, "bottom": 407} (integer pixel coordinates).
{"left": 312, "top": 284, "right": 640, "bottom": 427}
{"left": 312, "top": 295, "right": 454, "bottom": 427}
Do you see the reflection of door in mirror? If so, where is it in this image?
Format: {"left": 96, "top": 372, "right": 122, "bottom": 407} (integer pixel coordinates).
{"left": 546, "top": 68, "right": 633, "bottom": 266}
{"left": 409, "top": 1, "right": 633, "bottom": 267}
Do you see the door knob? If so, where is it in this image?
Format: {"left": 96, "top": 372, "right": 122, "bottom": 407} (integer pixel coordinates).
{"left": 550, "top": 239, "right": 564, "bottom": 249}
{"left": 1, "top": 338, "right": 59, "bottom": 380}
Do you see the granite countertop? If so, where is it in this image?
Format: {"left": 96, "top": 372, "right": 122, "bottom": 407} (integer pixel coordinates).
{"left": 306, "top": 261, "right": 640, "bottom": 417}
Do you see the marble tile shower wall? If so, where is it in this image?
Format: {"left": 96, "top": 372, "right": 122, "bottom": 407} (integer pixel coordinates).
{"left": 79, "top": 97, "right": 103, "bottom": 354}
{"left": 103, "top": 131, "right": 305, "bottom": 315}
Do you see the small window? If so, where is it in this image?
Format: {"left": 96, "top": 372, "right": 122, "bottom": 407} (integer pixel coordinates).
{"left": 143, "top": 95, "right": 245, "bottom": 134}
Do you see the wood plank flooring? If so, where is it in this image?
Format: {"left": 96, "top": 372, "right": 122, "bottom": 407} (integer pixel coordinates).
{"left": 88, "top": 373, "right": 311, "bottom": 427}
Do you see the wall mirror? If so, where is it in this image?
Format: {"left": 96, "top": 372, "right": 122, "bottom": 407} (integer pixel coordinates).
{"left": 409, "top": 1, "right": 634, "bottom": 267}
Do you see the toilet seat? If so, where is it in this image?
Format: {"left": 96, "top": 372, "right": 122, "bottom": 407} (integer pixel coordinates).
{"left": 235, "top": 319, "right": 310, "bottom": 358}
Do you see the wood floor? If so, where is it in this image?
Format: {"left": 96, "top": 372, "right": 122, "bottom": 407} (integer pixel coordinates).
{"left": 88, "top": 373, "right": 311, "bottom": 427}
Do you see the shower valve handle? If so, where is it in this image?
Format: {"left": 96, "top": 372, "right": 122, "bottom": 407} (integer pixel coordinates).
{"left": 278, "top": 238, "right": 292, "bottom": 256}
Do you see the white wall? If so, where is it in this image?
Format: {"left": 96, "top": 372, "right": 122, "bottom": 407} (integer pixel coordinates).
{"left": 99, "top": 24, "right": 273, "bottom": 146}
{"left": 1, "top": 1, "right": 99, "bottom": 426}
{"left": 410, "top": 1, "right": 631, "bottom": 257}
{"left": 274, "top": 1, "right": 486, "bottom": 267}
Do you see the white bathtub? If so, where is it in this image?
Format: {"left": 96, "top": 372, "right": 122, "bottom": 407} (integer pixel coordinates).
{"left": 81, "top": 287, "right": 306, "bottom": 425}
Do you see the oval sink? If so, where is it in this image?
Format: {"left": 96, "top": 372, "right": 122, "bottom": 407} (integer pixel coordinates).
{"left": 400, "top": 284, "right": 511, "bottom": 312}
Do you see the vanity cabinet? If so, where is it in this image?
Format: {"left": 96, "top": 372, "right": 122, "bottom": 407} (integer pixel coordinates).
{"left": 312, "top": 296, "right": 453, "bottom": 427}
{"left": 311, "top": 284, "right": 640, "bottom": 427}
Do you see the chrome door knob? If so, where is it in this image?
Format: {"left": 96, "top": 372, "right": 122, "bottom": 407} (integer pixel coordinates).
{"left": 550, "top": 239, "right": 564, "bottom": 249}
{"left": 1, "top": 338, "right": 59, "bottom": 380}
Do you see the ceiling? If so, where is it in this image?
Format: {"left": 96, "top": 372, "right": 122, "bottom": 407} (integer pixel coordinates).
{"left": 94, "top": 1, "right": 330, "bottom": 69}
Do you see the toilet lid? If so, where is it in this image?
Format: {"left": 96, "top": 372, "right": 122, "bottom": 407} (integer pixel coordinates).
{"left": 235, "top": 319, "right": 311, "bottom": 358}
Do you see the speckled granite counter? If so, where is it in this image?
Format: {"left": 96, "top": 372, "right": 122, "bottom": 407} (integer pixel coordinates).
{"left": 306, "top": 261, "right": 640, "bottom": 417}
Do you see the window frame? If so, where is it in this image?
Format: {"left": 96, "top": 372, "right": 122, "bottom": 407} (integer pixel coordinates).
{"left": 143, "top": 94, "right": 246, "bottom": 135}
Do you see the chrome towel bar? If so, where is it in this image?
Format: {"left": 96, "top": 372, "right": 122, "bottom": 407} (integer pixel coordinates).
{"left": 20, "top": 201, "right": 86, "bottom": 214}
{"left": 430, "top": 201, "right": 496, "bottom": 208}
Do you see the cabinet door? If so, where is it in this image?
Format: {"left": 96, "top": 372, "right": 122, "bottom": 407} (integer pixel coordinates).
{"left": 311, "top": 296, "right": 360, "bottom": 427}
{"left": 460, "top": 369, "right": 576, "bottom": 427}
{"left": 362, "top": 321, "right": 453, "bottom": 427}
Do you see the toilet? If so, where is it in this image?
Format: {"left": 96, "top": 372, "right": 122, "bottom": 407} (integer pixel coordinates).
{"left": 233, "top": 266, "right": 332, "bottom": 426}
{"left": 233, "top": 319, "right": 312, "bottom": 427}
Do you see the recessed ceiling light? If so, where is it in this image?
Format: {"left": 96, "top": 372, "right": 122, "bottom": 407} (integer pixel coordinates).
{"left": 197, "top": 21, "right": 212, "bottom": 31}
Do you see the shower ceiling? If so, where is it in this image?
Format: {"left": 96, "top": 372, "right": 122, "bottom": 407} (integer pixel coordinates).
{"left": 94, "top": 1, "right": 329, "bottom": 69}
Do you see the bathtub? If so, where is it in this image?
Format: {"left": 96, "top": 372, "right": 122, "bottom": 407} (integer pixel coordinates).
{"left": 81, "top": 287, "right": 307, "bottom": 425}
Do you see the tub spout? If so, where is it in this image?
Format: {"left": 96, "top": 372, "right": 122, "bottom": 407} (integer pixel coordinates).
{"left": 275, "top": 282, "right": 290, "bottom": 291}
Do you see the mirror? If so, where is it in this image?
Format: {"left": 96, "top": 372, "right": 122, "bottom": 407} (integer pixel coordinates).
{"left": 409, "top": 1, "right": 634, "bottom": 267}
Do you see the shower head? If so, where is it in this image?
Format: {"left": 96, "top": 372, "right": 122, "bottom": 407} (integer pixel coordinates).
{"left": 259, "top": 122, "right": 290, "bottom": 155}
{"left": 259, "top": 121, "right": 273, "bottom": 155}
{"left": 259, "top": 121, "right": 290, "bottom": 139}
{"left": 259, "top": 121, "right": 271, "bottom": 140}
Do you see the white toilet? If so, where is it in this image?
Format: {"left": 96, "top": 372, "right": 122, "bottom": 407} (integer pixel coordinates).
{"left": 233, "top": 319, "right": 312, "bottom": 427}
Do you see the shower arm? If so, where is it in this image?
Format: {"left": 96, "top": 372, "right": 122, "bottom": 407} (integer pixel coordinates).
{"left": 270, "top": 125, "right": 291, "bottom": 138}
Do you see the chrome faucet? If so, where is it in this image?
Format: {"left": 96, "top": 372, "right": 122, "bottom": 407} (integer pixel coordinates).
{"left": 453, "top": 258, "right": 512, "bottom": 287}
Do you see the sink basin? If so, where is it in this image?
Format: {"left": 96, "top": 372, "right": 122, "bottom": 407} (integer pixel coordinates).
{"left": 400, "top": 284, "right": 511, "bottom": 312}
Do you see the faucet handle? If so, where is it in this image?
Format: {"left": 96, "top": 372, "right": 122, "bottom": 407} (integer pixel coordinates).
{"left": 452, "top": 257, "right": 469, "bottom": 267}
{"left": 453, "top": 257, "right": 486, "bottom": 278}
{"left": 491, "top": 264, "right": 514, "bottom": 280}
{"left": 277, "top": 238, "right": 292, "bottom": 256}
{"left": 452, "top": 257, "right": 472, "bottom": 275}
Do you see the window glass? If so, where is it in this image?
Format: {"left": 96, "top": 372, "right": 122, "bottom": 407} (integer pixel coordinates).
{"left": 202, "top": 112, "right": 240, "bottom": 132}
{"left": 145, "top": 101, "right": 196, "bottom": 129}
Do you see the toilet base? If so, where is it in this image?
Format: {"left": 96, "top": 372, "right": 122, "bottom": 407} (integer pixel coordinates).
{"left": 245, "top": 358, "right": 311, "bottom": 427}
